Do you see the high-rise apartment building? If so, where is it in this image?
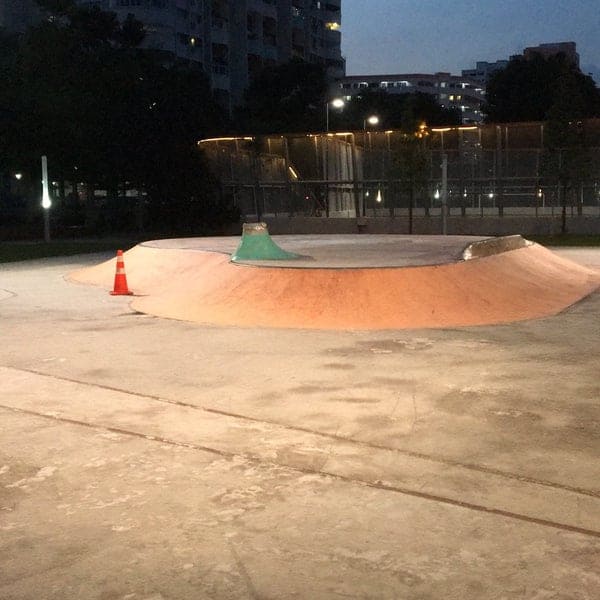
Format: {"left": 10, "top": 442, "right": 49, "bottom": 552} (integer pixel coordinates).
{"left": 0, "top": 0, "right": 42, "bottom": 32}
{"left": 0, "top": 0, "right": 345, "bottom": 111}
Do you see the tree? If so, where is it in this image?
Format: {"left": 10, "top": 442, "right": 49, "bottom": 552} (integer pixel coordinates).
{"left": 485, "top": 53, "right": 600, "bottom": 233}
{"left": 484, "top": 53, "right": 600, "bottom": 123}
{"left": 0, "top": 31, "right": 20, "bottom": 174}
{"left": 235, "top": 60, "right": 327, "bottom": 133}
{"left": 388, "top": 133, "right": 430, "bottom": 230}
{"left": 1, "top": 0, "right": 231, "bottom": 235}
{"left": 333, "top": 90, "right": 460, "bottom": 132}
{"left": 541, "top": 83, "right": 596, "bottom": 233}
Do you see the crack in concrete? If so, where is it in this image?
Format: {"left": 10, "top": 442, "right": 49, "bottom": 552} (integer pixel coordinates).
{"left": 7, "top": 364, "right": 600, "bottom": 501}
{"left": 1, "top": 402, "right": 599, "bottom": 541}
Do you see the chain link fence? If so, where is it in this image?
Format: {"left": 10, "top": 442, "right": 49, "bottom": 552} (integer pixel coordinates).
{"left": 201, "top": 121, "right": 600, "bottom": 221}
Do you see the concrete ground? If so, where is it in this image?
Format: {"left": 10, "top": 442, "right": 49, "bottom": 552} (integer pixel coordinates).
{"left": 1, "top": 245, "right": 599, "bottom": 599}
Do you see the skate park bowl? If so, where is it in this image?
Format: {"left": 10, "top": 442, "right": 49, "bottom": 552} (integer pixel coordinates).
{"left": 69, "top": 229, "right": 600, "bottom": 331}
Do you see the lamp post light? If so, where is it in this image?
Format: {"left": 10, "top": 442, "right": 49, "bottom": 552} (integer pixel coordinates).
{"left": 41, "top": 155, "right": 52, "bottom": 242}
{"left": 363, "top": 115, "right": 379, "bottom": 130}
{"left": 326, "top": 98, "right": 345, "bottom": 132}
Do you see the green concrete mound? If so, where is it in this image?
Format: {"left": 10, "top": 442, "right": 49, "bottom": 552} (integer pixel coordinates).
{"left": 231, "top": 222, "right": 302, "bottom": 262}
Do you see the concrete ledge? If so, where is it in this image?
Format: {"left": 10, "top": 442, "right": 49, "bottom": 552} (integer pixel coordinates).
{"left": 462, "top": 235, "right": 533, "bottom": 260}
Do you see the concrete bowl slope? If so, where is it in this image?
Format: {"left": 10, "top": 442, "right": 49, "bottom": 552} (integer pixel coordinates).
{"left": 68, "top": 235, "right": 600, "bottom": 330}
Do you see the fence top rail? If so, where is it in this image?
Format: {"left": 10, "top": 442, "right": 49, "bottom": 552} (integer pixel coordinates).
{"left": 220, "top": 177, "right": 600, "bottom": 186}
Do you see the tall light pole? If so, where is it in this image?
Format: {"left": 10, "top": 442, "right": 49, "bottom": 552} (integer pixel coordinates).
{"left": 441, "top": 154, "right": 448, "bottom": 235}
{"left": 41, "top": 155, "right": 52, "bottom": 242}
{"left": 326, "top": 98, "right": 344, "bottom": 132}
{"left": 324, "top": 99, "right": 344, "bottom": 218}
{"left": 362, "top": 115, "right": 379, "bottom": 215}
{"left": 363, "top": 115, "right": 379, "bottom": 130}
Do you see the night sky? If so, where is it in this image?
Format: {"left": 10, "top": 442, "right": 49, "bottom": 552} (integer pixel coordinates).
{"left": 341, "top": 0, "right": 599, "bottom": 82}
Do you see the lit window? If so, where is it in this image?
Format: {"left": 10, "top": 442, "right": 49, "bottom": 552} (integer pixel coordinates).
{"left": 325, "top": 22, "right": 340, "bottom": 30}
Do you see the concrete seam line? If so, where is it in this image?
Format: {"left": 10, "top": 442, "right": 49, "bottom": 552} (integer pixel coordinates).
{"left": 6, "top": 365, "right": 600, "bottom": 501}
{"left": 1, "top": 403, "right": 599, "bottom": 541}
{"left": 202, "top": 406, "right": 600, "bottom": 500}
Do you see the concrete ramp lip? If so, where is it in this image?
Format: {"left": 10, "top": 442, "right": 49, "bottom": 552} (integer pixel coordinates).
{"left": 462, "top": 235, "right": 533, "bottom": 260}
{"left": 69, "top": 235, "right": 600, "bottom": 331}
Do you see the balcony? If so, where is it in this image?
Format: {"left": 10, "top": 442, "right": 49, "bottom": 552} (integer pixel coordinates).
{"left": 247, "top": 37, "right": 262, "bottom": 54}
{"left": 322, "top": 1, "right": 341, "bottom": 13}
{"left": 262, "top": 45, "right": 278, "bottom": 60}
{"left": 211, "top": 16, "right": 229, "bottom": 30}
{"left": 212, "top": 64, "right": 229, "bottom": 76}
{"left": 263, "top": 34, "right": 277, "bottom": 47}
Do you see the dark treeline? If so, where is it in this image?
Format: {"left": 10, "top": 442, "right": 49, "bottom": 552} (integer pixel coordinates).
{"left": 484, "top": 53, "right": 600, "bottom": 123}
{"left": 0, "top": 0, "right": 233, "bottom": 237}
{"left": 233, "top": 60, "right": 461, "bottom": 134}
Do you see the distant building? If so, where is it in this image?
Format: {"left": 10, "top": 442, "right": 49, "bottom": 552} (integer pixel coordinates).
{"left": 523, "top": 41, "right": 579, "bottom": 67}
{"left": 77, "top": 1, "right": 345, "bottom": 110}
{"left": 0, "top": 0, "right": 42, "bottom": 33}
{"left": 0, "top": 0, "right": 346, "bottom": 112}
{"left": 461, "top": 60, "right": 509, "bottom": 85}
{"left": 463, "top": 41, "right": 581, "bottom": 86}
{"left": 335, "top": 72, "right": 486, "bottom": 123}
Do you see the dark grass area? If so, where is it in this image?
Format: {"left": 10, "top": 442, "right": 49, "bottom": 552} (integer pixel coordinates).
{"left": 0, "top": 239, "right": 141, "bottom": 263}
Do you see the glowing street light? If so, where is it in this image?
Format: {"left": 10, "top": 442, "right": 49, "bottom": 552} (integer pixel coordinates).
{"left": 41, "top": 156, "right": 51, "bottom": 209}
{"left": 14, "top": 172, "right": 23, "bottom": 180}
{"left": 326, "top": 98, "right": 345, "bottom": 132}
{"left": 364, "top": 115, "right": 379, "bottom": 130}
{"left": 416, "top": 122, "right": 430, "bottom": 139}
{"left": 41, "top": 155, "right": 52, "bottom": 242}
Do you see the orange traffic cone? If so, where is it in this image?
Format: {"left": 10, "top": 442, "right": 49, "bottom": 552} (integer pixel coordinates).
{"left": 110, "top": 249, "right": 133, "bottom": 295}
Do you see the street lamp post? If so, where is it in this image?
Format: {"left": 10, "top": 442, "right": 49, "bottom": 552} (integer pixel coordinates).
{"left": 41, "top": 155, "right": 52, "bottom": 242}
{"left": 363, "top": 115, "right": 379, "bottom": 130}
{"left": 324, "top": 99, "right": 344, "bottom": 218}
{"left": 326, "top": 98, "right": 344, "bottom": 132}
{"left": 362, "top": 115, "right": 379, "bottom": 214}
{"left": 441, "top": 154, "right": 448, "bottom": 235}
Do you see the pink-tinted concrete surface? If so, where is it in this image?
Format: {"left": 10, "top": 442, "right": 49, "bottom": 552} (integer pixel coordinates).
{"left": 69, "top": 236, "right": 600, "bottom": 330}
